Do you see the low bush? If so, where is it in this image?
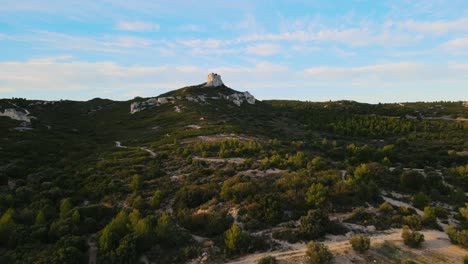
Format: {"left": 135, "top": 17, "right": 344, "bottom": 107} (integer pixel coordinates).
{"left": 401, "top": 226, "right": 424, "bottom": 248}
{"left": 306, "top": 241, "right": 332, "bottom": 264}
{"left": 349, "top": 234, "right": 370, "bottom": 253}
{"left": 257, "top": 255, "right": 277, "bottom": 264}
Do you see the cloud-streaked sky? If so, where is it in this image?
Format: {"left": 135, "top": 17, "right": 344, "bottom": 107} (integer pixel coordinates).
{"left": 1, "top": 0, "right": 467, "bottom": 103}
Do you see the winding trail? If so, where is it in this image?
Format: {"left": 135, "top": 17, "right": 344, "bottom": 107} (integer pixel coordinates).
{"left": 114, "top": 141, "right": 156, "bottom": 157}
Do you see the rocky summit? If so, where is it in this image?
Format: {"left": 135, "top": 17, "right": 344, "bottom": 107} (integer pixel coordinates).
{"left": 130, "top": 73, "right": 256, "bottom": 114}
{"left": 205, "top": 73, "right": 224, "bottom": 87}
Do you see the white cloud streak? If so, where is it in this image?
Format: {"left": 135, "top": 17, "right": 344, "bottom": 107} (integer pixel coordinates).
{"left": 116, "top": 21, "right": 160, "bottom": 32}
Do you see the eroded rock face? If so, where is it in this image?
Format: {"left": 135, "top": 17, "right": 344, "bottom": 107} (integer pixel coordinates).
{"left": 205, "top": 73, "right": 223, "bottom": 87}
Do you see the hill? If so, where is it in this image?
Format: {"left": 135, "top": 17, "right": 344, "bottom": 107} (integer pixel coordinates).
{"left": 0, "top": 75, "right": 467, "bottom": 263}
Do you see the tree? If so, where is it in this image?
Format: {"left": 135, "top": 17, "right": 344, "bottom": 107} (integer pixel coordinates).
{"left": 350, "top": 234, "right": 370, "bottom": 253}
{"left": 35, "top": 210, "right": 47, "bottom": 226}
{"left": 0, "top": 208, "right": 16, "bottom": 245}
{"left": 130, "top": 175, "right": 142, "bottom": 192}
{"left": 306, "top": 183, "right": 328, "bottom": 208}
{"left": 306, "top": 241, "right": 332, "bottom": 264}
{"left": 155, "top": 213, "right": 174, "bottom": 241}
{"left": 224, "top": 224, "right": 246, "bottom": 256}
{"left": 128, "top": 209, "right": 141, "bottom": 227}
{"left": 401, "top": 226, "right": 424, "bottom": 248}
{"left": 308, "top": 156, "right": 327, "bottom": 171}
{"left": 150, "top": 190, "right": 163, "bottom": 209}
{"left": 59, "top": 198, "right": 72, "bottom": 219}
{"left": 114, "top": 234, "right": 138, "bottom": 263}
{"left": 99, "top": 211, "right": 130, "bottom": 252}
{"left": 72, "top": 210, "right": 80, "bottom": 224}
{"left": 133, "top": 218, "right": 153, "bottom": 249}
{"left": 132, "top": 195, "right": 145, "bottom": 210}
{"left": 353, "top": 164, "right": 373, "bottom": 183}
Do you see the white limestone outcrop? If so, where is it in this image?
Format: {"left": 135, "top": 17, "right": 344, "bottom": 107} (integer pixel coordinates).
{"left": 130, "top": 91, "right": 256, "bottom": 113}
{"left": 0, "top": 108, "right": 35, "bottom": 122}
{"left": 225, "top": 92, "right": 255, "bottom": 106}
{"left": 205, "top": 73, "right": 223, "bottom": 87}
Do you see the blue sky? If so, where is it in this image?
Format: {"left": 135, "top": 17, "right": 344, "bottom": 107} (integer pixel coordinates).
{"left": 0, "top": 0, "right": 467, "bottom": 103}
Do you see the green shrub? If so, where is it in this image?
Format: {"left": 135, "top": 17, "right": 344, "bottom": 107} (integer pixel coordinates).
{"left": 224, "top": 224, "right": 249, "bottom": 256}
{"left": 306, "top": 241, "right": 332, "bottom": 264}
{"left": 350, "top": 234, "right": 370, "bottom": 253}
{"left": 403, "top": 215, "right": 422, "bottom": 231}
{"left": 299, "top": 210, "right": 330, "bottom": 240}
{"left": 445, "top": 225, "right": 468, "bottom": 247}
{"left": 401, "top": 226, "right": 424, "bottom": 248}
{"left": 412, "top": 192, "right": 430, "bottom": 210}
{"left": 401, "top": 260, "right": 416, "bottom": 264}
{"left": 464, "top": 256, "right": 468, "bottom": 264}
{"left": 257, "top": 255, "right": 277, "bottom": 264}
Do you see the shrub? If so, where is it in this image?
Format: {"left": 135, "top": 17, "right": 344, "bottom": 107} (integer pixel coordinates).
{"left": 412, "top": 192, "right": 430, "bottom": 210}
{"left": 350, "top": 234, "right": 370, "bottom": 253}
{"left": 400, "top": 171, "right": 424, "bottom": 190}
{"left": 464, "top": 256, "right": 468, "bottom": 264}
{"left": 446, "top": 225, "right": 468, "bottom": 247}
{"left": 257, "top": 255, "right": 277, "bottom": 264}
{"left": 306, "top": 241, "right": 332, "bottom": 264}
{"left": 403, "top": 215, "right": 422, "bottom": 231}
{"left": 299, "top": 210, "right": 330, "bottom": 240}
{"left": 401, "top": 226, "right": 424, "bottom": 248}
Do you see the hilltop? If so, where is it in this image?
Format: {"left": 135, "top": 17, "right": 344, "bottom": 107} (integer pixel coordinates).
{"left": 0, "top": 74, "right": 467, "bottom": 264}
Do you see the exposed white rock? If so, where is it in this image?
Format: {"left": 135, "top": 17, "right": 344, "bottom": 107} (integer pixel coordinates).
{"left": 205, "top": 73, "right": 224, "bottom": 87}
{"left": 174, "top": 106, "right": 182, "bottom": 113}
{"left": 130, "top": 96, "right": 175, "bottom": 113}
{"left": 185, "top": 125, "right": 201, "bottom": 129}
{"left": 0, "top": 108, "right": 35, "bottom": 122}
{"left": 224, "top": 92, "right": 256, "bottom": 106}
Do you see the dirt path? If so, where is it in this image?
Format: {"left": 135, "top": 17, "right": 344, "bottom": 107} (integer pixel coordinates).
{"left": 227, "top": 229, "right": 467, "bottom": 264}
{"left": 140, "top": 147, "right": 156, "bottom": 157}
{"left": 115, "top": 141, "right": 156, "bottom": 157}
{"left": 87, "top": 234, "right": 97, "bottom": 264}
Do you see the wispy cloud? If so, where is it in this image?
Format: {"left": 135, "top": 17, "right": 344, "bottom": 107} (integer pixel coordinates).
{"left": 245, "top": 43, "right": 281, "bottom": 56}
{"left": 116, "top": 21, "right": 160, "bottom": 32}
{"left": 398, "top": 17, "right": 468, "bottom": 35}
{"left": 440, "top": 37, "right": 468, "bottom": 53}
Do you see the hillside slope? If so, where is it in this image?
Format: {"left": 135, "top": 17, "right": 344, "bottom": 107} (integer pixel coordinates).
{"left": 0, "top": 81, "right": 467, "bottom": 263}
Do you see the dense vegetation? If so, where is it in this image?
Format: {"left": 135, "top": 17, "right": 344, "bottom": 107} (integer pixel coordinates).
{"left": 0, "top": 89, "right": 467, "bottom": 263}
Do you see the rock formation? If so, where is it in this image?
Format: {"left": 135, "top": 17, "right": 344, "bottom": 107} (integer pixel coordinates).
{"left": 205, "top": 73, "right": 223, "bottom": 87}
{"left": 129, "top": 74, "right": 256, "bottom": 113}
{"left": 0, "top": 108, "right": 34, "bottom": 122}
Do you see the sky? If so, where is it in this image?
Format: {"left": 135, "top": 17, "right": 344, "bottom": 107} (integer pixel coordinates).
{"left": 0, "top": 0, "right": 468, "bottom": 103}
